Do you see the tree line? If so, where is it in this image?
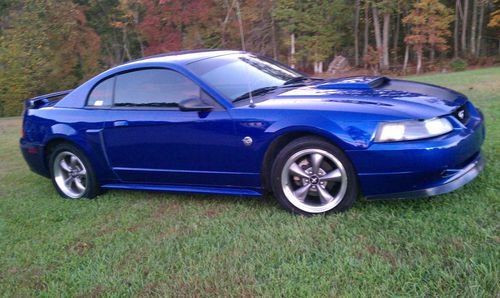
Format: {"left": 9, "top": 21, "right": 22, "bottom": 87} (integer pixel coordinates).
{"left": 0, "top": 0, "right": 499, "bottom": 116}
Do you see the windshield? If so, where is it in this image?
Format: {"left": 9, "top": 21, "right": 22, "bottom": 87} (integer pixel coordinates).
{"left": 187, "top": 54, "right": 302, "bottom": 102}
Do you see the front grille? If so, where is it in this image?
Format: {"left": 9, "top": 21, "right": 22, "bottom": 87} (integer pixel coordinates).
{"left": 452, "top": 104, "right": 470, "bottom": 124}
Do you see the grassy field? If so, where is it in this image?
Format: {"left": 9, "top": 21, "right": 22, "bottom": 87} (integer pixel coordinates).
{"left": 0, "top": 68, "right": 499, "bottom": 297}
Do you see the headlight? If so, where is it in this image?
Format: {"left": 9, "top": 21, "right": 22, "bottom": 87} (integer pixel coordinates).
{"left": 375, "top": 118, "right": 453, "bottom": 142}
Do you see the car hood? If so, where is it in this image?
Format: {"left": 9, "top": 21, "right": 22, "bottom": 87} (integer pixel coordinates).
{"left": 252, "top": 77, "right": 467, "bottom": 120}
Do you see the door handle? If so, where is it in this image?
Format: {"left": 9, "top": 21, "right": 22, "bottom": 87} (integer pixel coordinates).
{"left": 113, "top": 120, "right": 129, "bottom": 127}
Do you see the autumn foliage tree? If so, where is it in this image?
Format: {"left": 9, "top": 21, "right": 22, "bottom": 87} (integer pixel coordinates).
{"left": 274, "top": 0, "right": 351, "bottom": 72}
{"left": 0, "top": 0, "right": 100, "bottom": 116}
{"left": 488, "top": 0, "right": 500, "bottom": 28}
{"left": 138, "top": 0, "right": 218, "bottom": 55}
{"left": 240, "top": 0, "right": 278, "bottom": 57}
{"left": 0, "top": 0, "right": 499, "bottom": 116}
{"left": 403, "top": 0, "right": 452, "bottom": 74}
{"left": 110, "top": 0, "right": 146, "bottom": 60}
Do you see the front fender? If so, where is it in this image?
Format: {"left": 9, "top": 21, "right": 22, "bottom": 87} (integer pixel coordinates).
{"left": 265, "top": 115, "right": 376, "bottom": 151}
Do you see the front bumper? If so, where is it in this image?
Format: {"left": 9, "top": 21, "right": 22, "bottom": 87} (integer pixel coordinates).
{"left": 347, "top": 106, "right": 486, "bottom": 200}
{"left": 366, "top": 154, "right": 484, "bottom": 199}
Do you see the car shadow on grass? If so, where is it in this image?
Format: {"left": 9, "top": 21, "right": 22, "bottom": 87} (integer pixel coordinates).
{"left": 100, "top": 188, "right": 281, "bottom": 210}
{"left": 93, "top": 187, "right": 462, "bottom": 217}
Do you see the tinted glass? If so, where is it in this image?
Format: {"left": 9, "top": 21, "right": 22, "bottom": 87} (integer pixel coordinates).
{"left": 187, "top": 54, "right": 301, "bottom": 101}
{"left": 114, "top": 69, "right": 200, "bottom": 107}
{"left": 87, "top": 77, "right": 114, "bottom": 107}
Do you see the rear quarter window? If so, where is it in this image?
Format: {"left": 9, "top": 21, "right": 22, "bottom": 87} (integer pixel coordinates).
{"left": 87, "top": 77, "right": 114, "bottom": 107}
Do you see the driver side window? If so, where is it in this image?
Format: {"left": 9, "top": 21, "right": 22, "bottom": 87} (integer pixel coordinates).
{"left": 114, "top": 69, "right": 200, "bottom": 108}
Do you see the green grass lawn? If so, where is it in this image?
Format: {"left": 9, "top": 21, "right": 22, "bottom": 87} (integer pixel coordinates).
{"left": 0, "top": 68, "right": 499, "bottom": 297}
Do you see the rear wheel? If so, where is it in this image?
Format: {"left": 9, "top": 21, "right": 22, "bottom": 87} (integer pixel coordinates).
{"left": 49, "top": 144, "right": 99, "bottom": 199}
{"left": 271, "top": 137, "right": 358, "bottom": 215}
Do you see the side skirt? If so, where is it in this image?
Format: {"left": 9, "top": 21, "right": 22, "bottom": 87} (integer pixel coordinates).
{"left": 101, "top": 183, "right": 263, "bottom": 197}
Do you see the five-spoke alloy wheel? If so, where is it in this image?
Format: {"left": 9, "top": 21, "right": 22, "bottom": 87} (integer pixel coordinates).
{"left": 49, "top": 143, "right": 99, "bottom": 199}
{"left": 271, "top": 137, "right": 358, "bottom": 215}
{"left": 53, "top": 151, "right": 88, "bottom": 198}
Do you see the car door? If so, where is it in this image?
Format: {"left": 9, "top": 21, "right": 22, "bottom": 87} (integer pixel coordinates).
{"left": 99, "top": 68, "right": 259, "bottom": 188}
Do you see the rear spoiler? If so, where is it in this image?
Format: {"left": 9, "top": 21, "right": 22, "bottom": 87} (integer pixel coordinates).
{"left": 24, "top": 89, "right": 73, "bottom": 109}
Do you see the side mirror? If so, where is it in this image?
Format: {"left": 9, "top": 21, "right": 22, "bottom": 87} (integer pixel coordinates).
{"left": 178, "top": 97, "right": 214, "bottom": 112}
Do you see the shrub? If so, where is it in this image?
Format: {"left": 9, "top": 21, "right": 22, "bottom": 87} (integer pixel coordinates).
{"left": 449, "top": 58, "right": 468, "bottom": 71}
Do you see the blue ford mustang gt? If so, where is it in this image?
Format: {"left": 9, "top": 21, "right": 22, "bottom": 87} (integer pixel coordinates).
{"left": 20, "top": 50, "right": 485, "bottom": 215}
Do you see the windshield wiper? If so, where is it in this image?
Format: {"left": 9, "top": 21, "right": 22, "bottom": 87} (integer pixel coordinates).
{"left": 283, "top": 76, "right": 309, "bottom": 85}
{"left": 233, "top": 86, "right": 279, "bottom": 103}
{"left": 283, "top": 76, "right": 325, "bottom": 85}
{"left": 114, "top": 102, "right": 179, "bottom": 108}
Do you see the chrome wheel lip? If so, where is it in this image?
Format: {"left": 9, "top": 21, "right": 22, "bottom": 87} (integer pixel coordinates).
{"left": 53, "top": 151, "right": 87, "bottom": 199}
{"left": 281, "top": 148, "right": 348, "bottom": 213}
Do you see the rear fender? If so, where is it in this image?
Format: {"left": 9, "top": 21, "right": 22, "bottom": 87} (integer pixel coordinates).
{"left": 42, "top": 125, "right": 118, "bottom": 184}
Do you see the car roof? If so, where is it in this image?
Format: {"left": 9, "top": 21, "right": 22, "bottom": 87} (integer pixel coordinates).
{"left": 54, "top": 49, "right": 244, "bottom": 109}
{"left": 123, "top": 49, "right": 244, "bottom": 67}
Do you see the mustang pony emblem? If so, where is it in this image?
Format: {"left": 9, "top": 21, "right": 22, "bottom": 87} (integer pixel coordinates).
{"left": 458, "top": 109, "right": 465, "bottom": 119}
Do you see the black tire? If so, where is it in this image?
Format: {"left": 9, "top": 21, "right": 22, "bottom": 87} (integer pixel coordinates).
{"left": 270, "top": 136, "right": 358, "bottom": 215}
{"left": 48, "top": 143, "right": 100, "bottom": 199}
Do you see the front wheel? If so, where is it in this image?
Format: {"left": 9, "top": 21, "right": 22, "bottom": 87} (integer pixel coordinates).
{"left": 49, "top": 143, "right": 100, "bottom": 199}
{"left": 271, "top": 137, "right": 358, "bottom": 215}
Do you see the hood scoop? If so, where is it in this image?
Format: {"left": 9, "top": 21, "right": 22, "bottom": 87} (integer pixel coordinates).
{"left": 316, "top": 76, "right": 389, "bottom": 90}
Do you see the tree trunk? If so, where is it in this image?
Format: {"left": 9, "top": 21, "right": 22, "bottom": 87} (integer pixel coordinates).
{"left": 461, "top": 0, "right": 469, "bottom": 53}
{"left": 354, "top": 0, "right": 361, "bottom": 66}
{"left": 290, "top": 33, "right": 296, "bottom": 68}
{"left": 416, "top": 47, "right": 423, "bottom": 74}
{"left": 235, "top": 0, "right": 245, "bottom": 51}
{"left": 470, "top": 0, "right": 478, "bottom": 55}
{"left": 372, "top": 6, "right": 382, "bottom": 68}
{"left": 314, "top": 61, "right": 323, "bottom": 74}
{"left": 403, "top": 44, "right": 409, "bottom": 74}
{"left": 132, "top": 6, "right": 145, "bottom": 57}
{"left": 111, "top": 30, "right": 122, "bottom": 65}
{"left": 382, "top": 11, "right": 390, "bottom": 70}
{"left": 363, "top": 0, "right": 370, "bottom": 68}
{"left": 476, "top": 0, "right": 485, "bottom": 57}
{"left": 270, "top": 0, "right": 278, "bottom": 60}
{"left": 454, "top": 0, "right": 460, "bottom": 58}
{"left": 122, "top": 28, "right": 132, "bottom": 61}
{"left": 393, "top": 9, "right": 400, "bottom": 65}
{"left": 221, "top": 0, "right": 236, "bottom": 47}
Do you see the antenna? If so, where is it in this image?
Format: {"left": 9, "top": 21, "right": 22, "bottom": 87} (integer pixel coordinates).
{"left": 249, "top": 91, "right": 255, "bottom": 108}
{"left": 243, "top": 56, "right": 256, "bottom": 108}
